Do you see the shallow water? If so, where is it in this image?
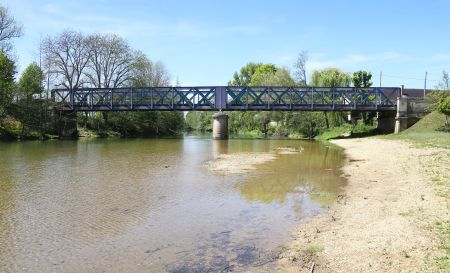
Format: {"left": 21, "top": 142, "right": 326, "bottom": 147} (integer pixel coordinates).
{"left": 0, "top": 136, "right": 346, "bottom": 272}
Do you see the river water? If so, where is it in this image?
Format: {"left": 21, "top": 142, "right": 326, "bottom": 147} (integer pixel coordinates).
{"left": 0, "top": 136, "right": 346, "bottom": 272}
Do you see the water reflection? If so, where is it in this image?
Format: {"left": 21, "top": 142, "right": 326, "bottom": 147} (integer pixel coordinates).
{"left": 0, "top": 137, "right": 345, "bottom": 272}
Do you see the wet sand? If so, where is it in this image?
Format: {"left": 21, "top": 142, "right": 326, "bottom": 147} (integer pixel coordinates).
{"left": 205, "top": 152, "right": 277, "bottom": 175}
{"left": 272, "top": 138, "right": 449, "bottom": 273}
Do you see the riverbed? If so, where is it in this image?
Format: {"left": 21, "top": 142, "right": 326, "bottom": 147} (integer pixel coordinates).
{"left": 0, "top": 136, "right": 346, "bottom": 272}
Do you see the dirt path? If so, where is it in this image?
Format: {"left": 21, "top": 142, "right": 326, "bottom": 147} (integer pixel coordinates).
{"left": 273, "top": 138, "right": 449, "bottom": 273}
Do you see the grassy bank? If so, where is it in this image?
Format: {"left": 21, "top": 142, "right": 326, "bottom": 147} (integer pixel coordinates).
{"left": 315, "top": 121, "right": 376, "bottom": 141}
{"left": 382, "top": 111, "right": 449, "bottom": 148}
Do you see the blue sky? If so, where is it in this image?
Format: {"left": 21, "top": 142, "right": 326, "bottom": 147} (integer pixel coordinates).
{"left": 4, "top": 0, "right": 450, "bottom": 88}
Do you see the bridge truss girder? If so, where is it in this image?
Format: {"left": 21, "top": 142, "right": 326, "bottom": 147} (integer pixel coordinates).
{"left": 52, "top": 86, "right": 399, "bottom": 112}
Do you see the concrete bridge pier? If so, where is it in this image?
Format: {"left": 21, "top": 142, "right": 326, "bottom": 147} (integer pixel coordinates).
{"left": 212, "top": 112, "right": 229, "bottom": 139}
{"left": 394, "top": 95, "right": 425, "bottom": 134}
{"left": 57, "top": 110, "right": 78, "bottom": 139}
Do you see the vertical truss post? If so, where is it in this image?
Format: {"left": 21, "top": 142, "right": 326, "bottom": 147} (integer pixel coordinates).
{"left": 131, "top": 88, "right": 133, "bottom": 110}
{"left": 110, "top": 89, "right": 113, "bottom": 110}
{"left": 150, "top": 88, "right": 153, "bottom": 109}
{"left": 171, "top": 88, "right": 175, "bottom": 109}
{"left": 332, "top": 88, "right": 335, "bottom": 110}
{"left": 310, "top": 88, "right": 314, "bottom": 110}
{"left": 267, "top": 88, "right": 270, "bottom": 109}
{"left": 246, "top": 88, "right": 249, "bottom": 110}
{"left": 214, "top": 86, "right": 226, "bottom": 110}
{"left": 90, "top": 89, "right": 93, "bottom": 110}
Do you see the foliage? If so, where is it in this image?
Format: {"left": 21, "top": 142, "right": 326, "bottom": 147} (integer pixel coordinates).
{"left": 438, "top": 96, "right": 450, "bottom": 116}
{"left": 311, "top": 68, "right": 351, "bottom": 87}
{"left": 13, "top": 63, "right": 47, "bottom": 135}
{"left": 0, "top": 51, "right": 15, "bottom": 117}
{"left": 228, "top": 62, "right": 262, "bottom": 86}
{"left": 425, "top": 90, "right": 450, "bottom": 112}
{"left": 438, "top": 96, "right": 450, "bottom": 131}
{"left": 251, "top": 67, "right": 295, "bottom": 87}
{"left": 18, "top": 63, "right": 44, "bottom": 98}
{"left": 185, "top": 111, "right": 213, "bottom": 131}
{"left": 352, "top": 70, "right": 372, "bottom": 88}
{"left": 250, "top": 64, "right": 277, "bottom": 85}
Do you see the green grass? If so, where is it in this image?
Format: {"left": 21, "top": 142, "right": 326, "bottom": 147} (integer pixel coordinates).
{"left": 305, "top": 244, "right": 324, "bottom": 254}
{"left": 382, "top": 111, "right": 449, "bottom": 148}
{"left": 315, "top": 122, "right": 376, "bottom": 141}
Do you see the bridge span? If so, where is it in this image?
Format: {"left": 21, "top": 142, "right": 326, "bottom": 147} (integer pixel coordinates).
{"left": 52, "top": 86, "right": 423, "bottom": 139}
{"left": 52, "top": 86, "right": 400, "bottom": 112}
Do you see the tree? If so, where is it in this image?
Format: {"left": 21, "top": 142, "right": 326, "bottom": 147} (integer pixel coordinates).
{"left": 85, "top": 33, "right": 136, "bottom": 88}
{"left": 352, "top": 70, "right": 372, "bottom": 88}
{"left": 128, "top": 52, "right": 170, "bottom": 87}
{"left": 311, "top": 68, "right": 351, "bottom": 87}
{"left": 42, "top": 30, "right": 90, "bottom": 90}
{"left": 435, "top": 70, "right": 449, "bottom": 90}
{"left": 17, "top": 63, "right": 45, "bottom": 134}
{"left": 0, "top": 6, "right": 23, "bottom": 54}
{"left": 18, "top": 63, "right": 44, "bottom": 99}
{"left": 294, "top": 51, "right": 308, "bottom": 86}
{"left": 438, "top": 96, "right": 450, "bottom": 131}
{"left": 228, "top": 62, "right": 262, "bottom": 86}
{"left": 311, "top": 68, "right": 351, "bottom": 128}
{"left": 0, "top": 51, "right": 15, "bottom": 117}
{"left": 105, "top": 53, "right": 183, "bottom": 137}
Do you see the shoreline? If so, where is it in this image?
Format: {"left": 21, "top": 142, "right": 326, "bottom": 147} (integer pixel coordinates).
{"left": 271, "top": 138, "right": 449, "bottom": 273}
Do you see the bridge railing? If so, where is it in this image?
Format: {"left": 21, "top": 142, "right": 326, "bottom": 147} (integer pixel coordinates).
{"left": 52, "top": 86, "right": 399, "bottom": 111}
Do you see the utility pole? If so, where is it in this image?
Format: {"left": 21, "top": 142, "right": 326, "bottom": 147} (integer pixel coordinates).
{"left": 379, "top": 71, "right": 382, "bottom": 87}
{"left": 424, "top": 71, "right": 428, "bottom": 98}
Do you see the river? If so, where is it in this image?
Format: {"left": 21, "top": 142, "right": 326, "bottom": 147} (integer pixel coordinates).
{"left": 0, "top": 136, "right": 346, "bottom": 272}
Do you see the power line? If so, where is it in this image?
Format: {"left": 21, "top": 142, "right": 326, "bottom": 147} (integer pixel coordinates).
{"left": 382, "top": 74, "right": 440, "bottom": 82}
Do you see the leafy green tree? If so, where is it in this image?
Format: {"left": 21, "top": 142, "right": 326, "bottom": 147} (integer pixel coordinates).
{"left": 311, "top": 68, "right": 351, "bottom": 128}
{"left": 0, "top": 51, "right": 15, "bottom": 117}
{"left": 228, "top": 62, "right": 262, "bottom": 86}
{"left": 352, "top": 70, "right": 372, "bottom": 88}
{"left": 251, "top": 66, "right": 294, "bottom": 87}
{"left": 352, "top": 70, "right": 374, "bottom": 124}
{"left": 18, "top": 63, "right": 44, "bottom": 99}
{"left": 102, "top": 53, "right": 183, "bottom": 137}
{"left": 438, "top": 96, "right": 450, "bottom": 131}
{"left": 16, "top": 63, "right": 45, "bottom": 135}
{"left": 311, "top": 68, "right": 351, "bottom": 87}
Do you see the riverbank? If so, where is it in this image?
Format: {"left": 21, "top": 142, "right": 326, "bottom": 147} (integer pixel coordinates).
{"left": 274, "top": 138, "right": 449, "bottom": 272}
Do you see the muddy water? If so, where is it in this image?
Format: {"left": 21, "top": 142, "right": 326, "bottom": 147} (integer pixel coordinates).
{"left": 0, "top": 136, "right": 345, "bottom": 272}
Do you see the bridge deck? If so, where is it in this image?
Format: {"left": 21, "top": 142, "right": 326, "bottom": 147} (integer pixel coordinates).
{"left": 52, "top": 86, "right": 399, "bottom": 112}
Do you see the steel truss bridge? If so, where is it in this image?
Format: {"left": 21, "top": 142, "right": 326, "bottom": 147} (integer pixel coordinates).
{"left": 52, "top": 86, "right": 400, "bottom": 112}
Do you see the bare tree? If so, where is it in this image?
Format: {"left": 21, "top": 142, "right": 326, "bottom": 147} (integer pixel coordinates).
{"left": 294, "top": 50, "right": 308, "bottom": 86}
{"left": 0, "top": 6, "right": 23, "bottom": 54}
{"left": 128, "top": 52, "right": 170, "bottom": 87}
{"left": 85, "top": 33, "right": 135, "bottom": 88}
{"left": 42, "top": 30, "right": 90, "bottom": 90}
{"left": 435, "top": 70, "right": 449, "bottom": 90}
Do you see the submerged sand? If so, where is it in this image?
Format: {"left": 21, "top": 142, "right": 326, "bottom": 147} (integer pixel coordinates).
{"left": 205, "top": 152, "right": 277, "bottom": 175}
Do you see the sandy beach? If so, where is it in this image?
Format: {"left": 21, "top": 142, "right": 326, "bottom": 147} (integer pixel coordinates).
{"left": 274, "top": 138, "right": 449, "bottom": 273}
